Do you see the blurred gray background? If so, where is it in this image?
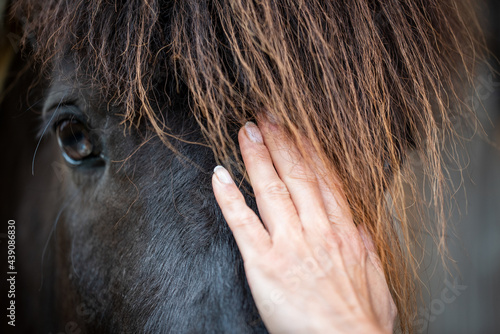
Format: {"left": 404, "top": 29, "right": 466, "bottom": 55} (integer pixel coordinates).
{"left": 412, "top": 1, "right": 500, "bottom": 333}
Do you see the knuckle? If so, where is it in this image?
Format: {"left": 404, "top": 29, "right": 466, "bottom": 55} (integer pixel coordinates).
{"left": 232, "top": 212, "right": 259, "bottom": 230}
{"left": 257, "top": 180, "right": 290, "bottom": 199}
{"left": 322, "top": 230, "right": 342, "bottom": 251}
{"left": 222, "top": 189, "right": 243, "bottom": 204}
{"left": 339, "top": 229, "right": 367, "bottom": 256}
{"left": 325, "top": 201, "right": 352, "bottom": 223}
{"left": 283, "top": 165, "right": 313, "bottom": 184}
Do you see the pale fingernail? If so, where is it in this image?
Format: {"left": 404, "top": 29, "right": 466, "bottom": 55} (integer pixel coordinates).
{"left": 214, "top": 165, "right": 234, "bottom": 184}
{"left": 265, "top": 110, "right": 277, "bottom": 124}
{"left": 244, "top": 122, "right": 263, "bottom": 143}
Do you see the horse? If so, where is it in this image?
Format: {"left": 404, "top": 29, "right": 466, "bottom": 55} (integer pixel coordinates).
{"left": 0, "top": 0, "right": 484, "bottom": 332}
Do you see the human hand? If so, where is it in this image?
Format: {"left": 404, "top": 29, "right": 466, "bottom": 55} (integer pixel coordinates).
{"left": 212, "top": 119, "right": 396, "bottom": 333}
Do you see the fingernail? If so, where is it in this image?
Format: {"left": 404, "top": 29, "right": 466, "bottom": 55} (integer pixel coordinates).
{"left": 265, "top": 110, "right": 277, "bottom": 124}
{"left": 244, "top": 122, "right": 263, "bottom": 143}
{"left": 214, "top": 165, "right": 234, "bottom": 184}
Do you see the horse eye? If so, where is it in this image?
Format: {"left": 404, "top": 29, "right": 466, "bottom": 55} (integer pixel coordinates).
{"left": 56, "top": 119, "right": 96, "bottom": 165}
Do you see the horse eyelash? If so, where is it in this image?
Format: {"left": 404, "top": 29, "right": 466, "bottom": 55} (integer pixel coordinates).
{"left": 37, "top": 103, "right": 85, "bottom": 140}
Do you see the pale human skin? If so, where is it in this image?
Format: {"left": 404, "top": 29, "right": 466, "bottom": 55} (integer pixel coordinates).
{"left": 211, "top": 118, "right": 397, "bottom": 333}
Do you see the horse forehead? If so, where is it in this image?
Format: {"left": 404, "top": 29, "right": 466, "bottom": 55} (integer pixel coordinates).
{"left": 43, "top": 64, "right": 111, "bottom": 123}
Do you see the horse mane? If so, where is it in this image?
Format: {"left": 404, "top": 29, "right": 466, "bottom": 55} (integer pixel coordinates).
{"left": 12, "top": 0, "right": 486, "bottom": 331}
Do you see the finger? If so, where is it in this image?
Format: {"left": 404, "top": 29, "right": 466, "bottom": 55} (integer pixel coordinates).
{"left": 238, "top": 122, "right": 302, "bottom": 237}
{"left": 357, "top": 224, "right": 396, "bottom": 326}
{"left": 298, "top": 138, "right": 356, "bottom": 231}
{"left": 358, "top": 225, "right": 384, "bottom": 275}
{"left": 258, "top": 119, "right": 364, "bottom": 266}
{"left": 256, "top": 119, "right": 331, "bottom": 233}
{"left": 212, "top": 165, "right": 272, "bottom": 260}
{"left": 317, "top": 174, "right": 353, "bottom": 228}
